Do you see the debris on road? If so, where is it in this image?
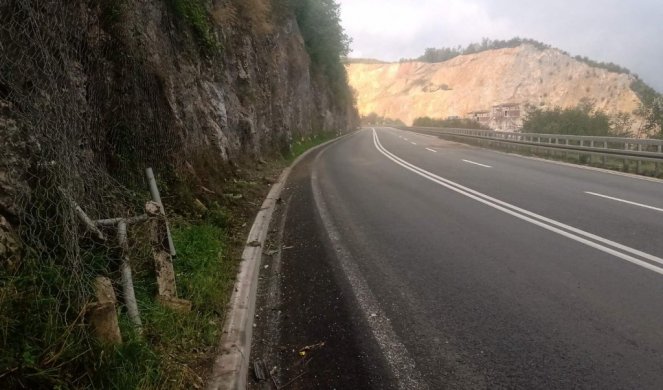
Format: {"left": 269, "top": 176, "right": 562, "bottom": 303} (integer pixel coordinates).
{"left": 298, "top": 341, "right": 326, "bottom": 357}
{"left": 253, "top": 359, "right": 267, "bottom": 382}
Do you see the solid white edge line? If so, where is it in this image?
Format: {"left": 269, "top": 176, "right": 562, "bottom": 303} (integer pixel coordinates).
{"left": 425, "top": 148, "right": 437, "bottom": 153}
{"left": 585, "top": 192, "right": 663, "bottom": 213}
{"left": 371, "top": 129, "right": 663, "bottom": 276}
{"left": 387, "top": 126, "right": 663, "bottom": 185}
{"left": 462, "top": 159, "right": 492, "bottom": 168}
{"left": 311, "top": 145, "right": 428, "bottom": 389}
{"left": 208, "top": 131, "right": 357, "bottom": 390}
{"left": 375, "top": 129, "right": 663, "bottom": 267}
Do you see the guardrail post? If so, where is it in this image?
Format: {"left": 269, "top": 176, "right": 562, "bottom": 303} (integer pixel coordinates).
{"left": 658, "top": 145, "right": 662, "bottom": 154}
{"left": 602, "top": 142, "right": 608, "bottom": 166}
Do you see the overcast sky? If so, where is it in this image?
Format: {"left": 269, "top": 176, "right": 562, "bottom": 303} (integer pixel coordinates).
{"left": 338, "top": 0, "right": 663, "bottom": 92}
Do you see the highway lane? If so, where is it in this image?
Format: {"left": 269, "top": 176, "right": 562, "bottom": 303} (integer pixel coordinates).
{"left": 316, "top": 128, "right": 663, "bottom": 388}
{"left": 253, "top": 127, "right": 663, "bottom": 389}
{"left": 380, "top": 127, "right": 663, "bottom": 258}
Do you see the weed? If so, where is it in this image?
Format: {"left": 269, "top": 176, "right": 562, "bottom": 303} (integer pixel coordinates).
{"left": 166, "top": 0, "right": 221, "bottom": 54}
{"left": 287, "top": 131, "right": 338, "bottom": 161}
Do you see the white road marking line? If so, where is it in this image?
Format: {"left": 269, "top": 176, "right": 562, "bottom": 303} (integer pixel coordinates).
{"left": 462, "top": 159, "right": 492, "bottom": 168}
{"left": 425, "top": 148, "right": 437, "bottom": 153}
{"left": 311, "top": 147, "right": 429, "bottom": 389}
{"left": 371, "top": 129, "right": 663, "bottom": 276}
{"left": 410, "top": 142, "right": 417, "bottom": 145}
{"left": 374, "top": 129, "right": 663, "bottom": 269}
{"left": 403, "top": 138, "right": 409, "bottom": 141}
{"left": 585, "top": 192, "right": 663, "bottom": 213}
{"left": 388, "top": 126, "right": 663, "bottom": 185}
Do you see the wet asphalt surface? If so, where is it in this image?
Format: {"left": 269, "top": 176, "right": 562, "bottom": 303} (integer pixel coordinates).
{"left": 251, "top": 128, "right": 663, "bottom": 389}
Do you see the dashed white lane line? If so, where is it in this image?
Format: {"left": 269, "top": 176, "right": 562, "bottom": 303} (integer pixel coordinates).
{"left": 410, "top": 142, "right": 417, "bottom": 145}
{"left": 585, "top": 192, "right": 663, "bottom": 213}
{"left": 462, "top": 159, "right": 492, "bottom": 168}
{"left": 425, "top": 148, "right": 437, "bottom": 153}
{"left": 371, "top": 128, "right": 663, "bottom": 277}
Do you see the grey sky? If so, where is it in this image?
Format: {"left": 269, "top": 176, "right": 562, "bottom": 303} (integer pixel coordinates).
{"left": 338, "top": 0, "right": 663, "bottom": 92}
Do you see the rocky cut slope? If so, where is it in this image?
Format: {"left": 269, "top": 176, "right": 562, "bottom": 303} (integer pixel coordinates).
{"left": 0, "top": 1, "right": 356, "bottom": 386}
{"left": 346, "top": 44, "right": 641, "bottom": 129}
{"left": 0, "top": 0, "right": 357, "bottom": 243}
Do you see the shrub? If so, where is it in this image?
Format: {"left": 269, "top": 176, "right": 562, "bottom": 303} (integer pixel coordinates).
{"left": 413, "top": 116, "right": 489, "bottom": 130}
{"left": 167, "top": 0, "right": 220, "bottom": 53}
{"left": 521, "top": 103, "right": 618, "bottom": 136}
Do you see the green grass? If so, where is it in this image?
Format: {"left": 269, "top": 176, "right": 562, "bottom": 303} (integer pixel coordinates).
{"left": 287, "top": 131, "right": 339, "bottom": 162}
{"left": 166, "top": 0, "right": 221, "bottom": 54}
{"left": 84, "top": 210, "right": 235, "bottom": 389}
{"left": 0, "top": 215, "right": 234, "bottom": 388}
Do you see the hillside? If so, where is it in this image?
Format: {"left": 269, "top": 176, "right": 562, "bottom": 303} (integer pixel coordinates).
{"left": 0, "top": 0, "right": 356, "bottom": 387}
{"left": 346, "top": 44, "right": 642, "bottom": 130}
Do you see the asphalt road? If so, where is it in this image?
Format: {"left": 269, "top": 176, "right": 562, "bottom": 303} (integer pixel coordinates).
{"left": 252, "top": 127, "right": 663, "bottom": 389}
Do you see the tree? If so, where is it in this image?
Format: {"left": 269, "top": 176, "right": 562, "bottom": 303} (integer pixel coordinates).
{"left": 521, "top": 103, "right": 615, "bottom": 136}
{"left": 290, "top": 0, "right": 352, "bottom": 103}
{"left": 637, "top": 96, "right": 663, "bottom": 139}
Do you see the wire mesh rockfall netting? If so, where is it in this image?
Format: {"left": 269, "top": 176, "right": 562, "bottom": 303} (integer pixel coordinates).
{"left": 0, "top": 1, "right": 185, "bottom": 385}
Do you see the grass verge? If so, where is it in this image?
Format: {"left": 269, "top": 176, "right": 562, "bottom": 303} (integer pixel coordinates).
{"left": 88, "top": 219, "right": 232, "bottom": 389}
{"left": 287, "top": 131, "right": 339, "bottom": 162}
{"left": 0, "top": 130, "right": 344, "bottom": 388}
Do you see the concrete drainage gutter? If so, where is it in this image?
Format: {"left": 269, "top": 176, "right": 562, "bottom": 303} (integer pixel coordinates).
{"left": 206, "top": 132, "right": 353, "bottom": 390}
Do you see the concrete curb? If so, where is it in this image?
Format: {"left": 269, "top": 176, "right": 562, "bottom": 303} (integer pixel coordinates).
{"left": 206, "top": 132, "right": 354, "bottom": 390}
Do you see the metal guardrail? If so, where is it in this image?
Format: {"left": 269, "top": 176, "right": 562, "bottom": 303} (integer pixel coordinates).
{"left": 402, "top": 126, "right": 663, "bottom": 176}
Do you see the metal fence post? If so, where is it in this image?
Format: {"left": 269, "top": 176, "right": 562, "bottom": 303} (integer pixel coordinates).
{"left": 145, "top": 168, "right": 176, "bottom": 258}
{"left": 118, "top": 220, "right": 142, "bottom": 332}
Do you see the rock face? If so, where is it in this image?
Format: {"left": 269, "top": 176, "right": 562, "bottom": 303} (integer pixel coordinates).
{"left": 346, "top": 44, "right": 641, "bottom": 128}
{"left": 0, "top": 1, "right": 357, "bottom": 238}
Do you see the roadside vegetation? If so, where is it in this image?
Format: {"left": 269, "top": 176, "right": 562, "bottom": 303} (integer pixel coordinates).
{"left": 288, "top": 131, "right": 340, "bottom": 161}
{"left": 413, "top": 116, "right": 489, "bottom": 130}
{"left": 632, "top": 80, "right": 663, "bottom": 138}
{"left": 361, "top": 113, "right": 406, "bottom": 127}
{"left": 290, "top": 0, "right": 353, "bottom": 105}
{"left": 521, "top": 102, "right": 630, "bottom": 137}
{"left": 0, "top": 0, "right": 353, "bottom": 387}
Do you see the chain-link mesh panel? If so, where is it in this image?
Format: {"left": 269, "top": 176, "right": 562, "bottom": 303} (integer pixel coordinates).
{"left": 0, "top": 1, "right": 189, "bottom": 386}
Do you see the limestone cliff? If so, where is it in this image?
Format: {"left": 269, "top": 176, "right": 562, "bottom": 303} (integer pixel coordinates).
{"left": 346, "top": 44, "right": 641, "bottom": 128}
{"left": 0, "top": 0, "right": 357, "bottom": 225}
